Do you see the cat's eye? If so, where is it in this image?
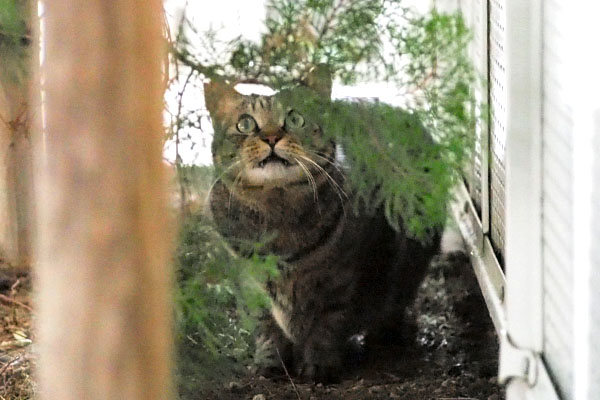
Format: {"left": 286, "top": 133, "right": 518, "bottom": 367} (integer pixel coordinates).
{"left": 285, "top": 110, "right": 305, "bottom": 129}
{"left": 236, "top": 114, "right": 257, "bottom": 134}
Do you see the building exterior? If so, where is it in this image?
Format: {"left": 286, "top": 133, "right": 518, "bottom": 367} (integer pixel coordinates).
{"left": 451, "top": 1, "right": 600, "bottom": 399}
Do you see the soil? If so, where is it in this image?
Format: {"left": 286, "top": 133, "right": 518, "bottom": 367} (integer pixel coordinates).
{"left": 199, "top": 251, "right": 505, "bottom": 400}
{"left": 0, "top": 248, "right": 504, "bottom": 400}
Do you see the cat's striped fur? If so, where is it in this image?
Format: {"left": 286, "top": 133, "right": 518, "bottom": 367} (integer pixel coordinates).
{"left": 205, "top": 72, "right": 441, "bottom": 382}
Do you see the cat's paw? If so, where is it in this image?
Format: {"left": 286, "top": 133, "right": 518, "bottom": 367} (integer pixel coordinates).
{"left": 295, "top": 359, "right": 342, "bottom": 383}
{"left": 295, "top": 345, "right": 343, "bottom": 383}
{"left": 254, "top": 335, "right": 279, "bottom": 368}
{"left": 253, "top": 332, "right": 292, "bottom": 378}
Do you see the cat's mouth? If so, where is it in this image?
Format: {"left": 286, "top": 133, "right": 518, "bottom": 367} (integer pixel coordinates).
{"left": 258, "top": 154, "right": 291, "bottom": 168}
{"left": 243, "top": 151, "right": 303, "bottom": 187}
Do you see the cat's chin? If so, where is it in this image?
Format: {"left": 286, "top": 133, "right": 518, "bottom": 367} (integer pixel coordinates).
{"left": 242, "top": 164, "right": 305, "bottom": 188}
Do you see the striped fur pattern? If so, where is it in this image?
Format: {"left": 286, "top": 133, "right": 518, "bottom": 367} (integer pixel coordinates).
{"left": 205, "top": 77, "right": 441, "bottom": 382}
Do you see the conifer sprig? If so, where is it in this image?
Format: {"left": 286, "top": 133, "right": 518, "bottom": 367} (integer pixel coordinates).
{"left": 171, "top": 2, "right": 475, "bottom": 241}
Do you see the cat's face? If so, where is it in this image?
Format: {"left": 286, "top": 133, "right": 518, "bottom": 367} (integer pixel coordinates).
{"left": 204, "top": 81, "right": 334, "bottom": 190}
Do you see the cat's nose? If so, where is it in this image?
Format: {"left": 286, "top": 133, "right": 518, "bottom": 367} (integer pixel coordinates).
{"left": 262, "top": 135, "right": 281, "bottom": 147}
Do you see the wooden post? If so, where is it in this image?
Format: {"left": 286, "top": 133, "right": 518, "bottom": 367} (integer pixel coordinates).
{"left": 34, "top": 1, "right": 173, "bottom": 399}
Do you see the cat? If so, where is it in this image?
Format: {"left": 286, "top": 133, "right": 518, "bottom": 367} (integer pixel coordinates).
{"left": 204, "top": 67, "right": 442, "bottom": 382}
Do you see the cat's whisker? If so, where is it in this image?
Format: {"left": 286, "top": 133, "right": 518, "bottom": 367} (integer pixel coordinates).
{"left": 293, "top": 157, "right": 318, "bottom": 204}
{"left": 312, "top": 150, "right": 338, "bottom": 164}
{"left": 295, "top": 159, "right": 317, "bottom": 200}
{"left": 206, "top": 159, "right": 242, "bottom": 205}
{"left": 308, "top": 150, "right": 347, "bottom": 179}
{"left": 297, "top": 154, "right": 348, "bottom": 213}
{"left": 297, "top": 155, "right": 348, "bottom": 200}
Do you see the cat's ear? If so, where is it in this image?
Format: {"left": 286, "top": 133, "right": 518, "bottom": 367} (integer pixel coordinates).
{"left": 305, "top": 64, "right": 332, "bottom": 99}
{"left": 203, "top": 79, "right": 239, "bottom": 117}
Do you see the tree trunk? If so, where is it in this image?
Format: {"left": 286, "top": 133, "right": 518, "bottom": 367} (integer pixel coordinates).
{"left": 34, "top": 1, "right": 173, "bottom": 399}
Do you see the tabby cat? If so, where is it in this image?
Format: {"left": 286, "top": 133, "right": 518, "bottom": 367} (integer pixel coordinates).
{"left": 205, "top": 69, "right": 441, "bottom": 382}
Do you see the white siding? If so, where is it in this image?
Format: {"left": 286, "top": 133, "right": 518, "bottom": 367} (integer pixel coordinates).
{"left": 541, "top": 1, "right": 574, "bottom": 399}
{"left": 460, "top": 1, "right": 599, "bottom": 399}
{"left": 590, "top": 112, "right": 600, "bottom": 398}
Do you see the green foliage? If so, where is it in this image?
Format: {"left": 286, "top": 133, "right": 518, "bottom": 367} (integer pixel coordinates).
{"left": 397, "top": 11, "right": 474, "bottom": 161}
{"left": 331, "top": 102, "right": 452, "bottom": 240}
{"left": 176, "top": 0, "right": 401, "bottom": 86}
{"left": 169, "top": 0, "right": 476, "bottom": 393}
{"left": 277, "top": 89, "right": 461, "bottom": 241}
{"left": 236, "top": 0, "right": 389, "bottom": 85}
{"left": 0, "top": 0, "right": 27, "bottom": 49}
{"left": 172, "top": 2, "right": 474, "bottom": 240}
{"left": 174, "top": 210, "right": 279, "bottom": 393}
{"left": 173, "top": 164, "right": 213, "bottom": 210}
{"left": 0, "top": 0, "right": 29, "bottom": 83}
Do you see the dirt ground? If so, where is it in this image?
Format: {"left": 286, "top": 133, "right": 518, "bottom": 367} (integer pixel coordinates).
{"left": 0, "top": 248, "right": 503, "bottom": 400}
{"left": 194, "top": 250, "right": 505, "bottom": 400}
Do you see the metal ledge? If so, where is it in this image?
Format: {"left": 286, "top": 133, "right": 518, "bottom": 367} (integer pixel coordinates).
{"left": 450, "top": 181, "right": 506, "bottom": 335}
{"left": 450, "top": 181, "right": 562, "bottom": 400}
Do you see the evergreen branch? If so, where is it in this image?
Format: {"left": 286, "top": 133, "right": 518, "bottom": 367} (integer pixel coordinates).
{"left": 173, "top": 48, "right": 215, "bottom": 78}
{"left": 171, "top": 4, "right": 477, "bottom": 388}
{"left": 317, "top": 0, "right": 348, "bottom": 41}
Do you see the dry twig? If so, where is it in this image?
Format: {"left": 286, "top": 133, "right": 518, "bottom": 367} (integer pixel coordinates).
{"left": 0, "top": 355, "right": 21, "bottom": 377}
{"left": 10, "top": 279, "right": 20, "bottom": 297}
{"left": 275, "top": 347, "right": 301, "bottom": 400}
{"left": 0, "top": 294, "right": 32, "bottom": 312}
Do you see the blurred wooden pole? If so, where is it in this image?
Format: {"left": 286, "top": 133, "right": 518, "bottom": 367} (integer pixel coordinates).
{"left": 34, "top": 1, "right": 172, "bottom": 399}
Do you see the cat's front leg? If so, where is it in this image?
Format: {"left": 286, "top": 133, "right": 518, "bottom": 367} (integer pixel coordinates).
{"left": 253, "top": 314, "right": 293, "bottom": 378}
{"left": 294, "top": 310, "right": 348, "bottom": 383}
